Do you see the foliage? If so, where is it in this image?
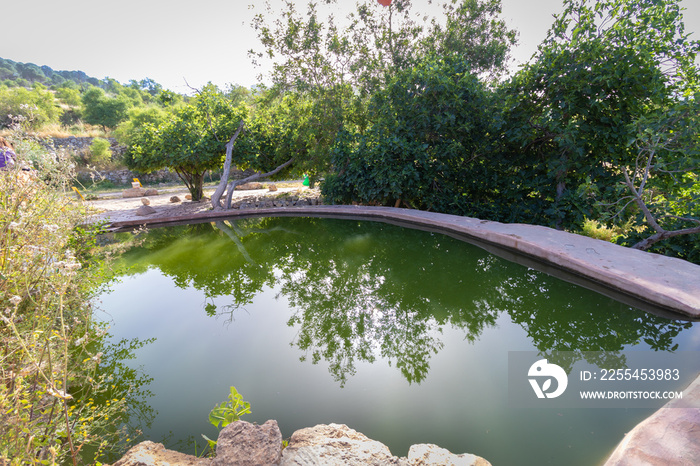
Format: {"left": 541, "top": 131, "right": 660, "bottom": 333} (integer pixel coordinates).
{"left": 251, "top": 0, "right": 516, "bottom": 96}
{"left": 497, "top": 0, "right": 699, "bottom": 230}
{"left": 208, "top": 386, "right": 251, "bottom": 429}
{"left": 605, "top": 97, "right": 700, "bottom": 260}
{"left": 0, "top": 138, "right": 134, "bottom": 464}
{"left": 81, "top": 86, "right": 131, "bottom": 131}
{"left": 87, "top": 137, "right": 113, "bottom": 166}
{"left": 323, "top": 55, "right": 494, "bottom": 212}
{"left": 201, "top": 386, "right": 251, "bottom": 454}
{"left": 113, "top": 106, "right": 170, "bottom": 148}
{"left": 579, "top": 218, "right": 626, "bottom": 243}
{"left": 420, "top": 0, "right": 518, "bottom": 82}
{"left": 249, "top": 0, "right": 516, "bottom": 184}
{"left": 0, "top": 85, "right": 61, "bottom": 129}
{"left": 126, "top": 84, "right": 246, "bottom": 201}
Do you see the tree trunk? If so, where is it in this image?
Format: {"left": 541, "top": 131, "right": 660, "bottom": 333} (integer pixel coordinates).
{"left": 211, "top": 121, "right": 246, "bottom": 210}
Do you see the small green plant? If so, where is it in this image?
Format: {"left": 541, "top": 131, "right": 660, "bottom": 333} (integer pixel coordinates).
{"left": 580, "top": 218, "right": 625, "bottom": 243}
{"left": 88, "top": 137, "right": 112, "bottom": 166}
{"left": 201, "top": 386, "right": 251, "bottom": 454}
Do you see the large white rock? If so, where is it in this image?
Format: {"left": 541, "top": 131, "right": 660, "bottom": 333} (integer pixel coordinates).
{"left": 407, "top": 444, "right": 491, "bottom": 466}
{"left": 280, "top": 423, "right": 491, "bottom": 466}
{"left": 110, "top": 440, "right": 210, "bottom": 465}
{"left": 280, "top": 423, "right": 398, "bottom": 465}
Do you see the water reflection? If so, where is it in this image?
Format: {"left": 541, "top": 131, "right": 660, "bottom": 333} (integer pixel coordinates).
{"left": 106, "top": 217, "right": 692, "bottom": 385}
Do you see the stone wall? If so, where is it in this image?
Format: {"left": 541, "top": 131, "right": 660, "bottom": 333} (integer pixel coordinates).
{"left": 49, "top": 136, "right": 258, "bottom": 187}
{"left": 50, "top": 136, "right": 127, "bottom": 159}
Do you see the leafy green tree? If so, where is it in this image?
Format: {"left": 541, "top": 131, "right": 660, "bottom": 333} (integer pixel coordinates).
{"left": 0, "top": 85, "right": 60, "bottom": 128}
{"left": 81, "top": 86, "right": 131, "bottom": 131}
{"left": 114, "top": 105, "right": 169, "bottom": 147}
{"left": 252, "top": 0, "right": 516, "bottom": 94}
{"left": 323, "top": 55, "right": 494, "bottom": 212}
{"left": 250, "top": 0, "right": 516, "bottom": 185}
{"left": 126, "top": 85, "right": 246, "bottom": 201}
{"left": 606, "top": 97, "right": 700, "bottom": 260}
{"left": 421, "top": 0, "right": 517, "bottom": 81}
{"left": 497, "top": 0, "right": 699, "bottom": 230}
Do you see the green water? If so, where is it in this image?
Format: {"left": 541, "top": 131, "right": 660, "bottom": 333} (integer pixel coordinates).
{"left": 97, "top": 217, "right": 699, "bottom": 465}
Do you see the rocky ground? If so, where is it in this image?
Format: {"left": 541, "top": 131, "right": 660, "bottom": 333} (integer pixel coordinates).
{"left": 84, "top": 183, "right": 321, "bottom": 227}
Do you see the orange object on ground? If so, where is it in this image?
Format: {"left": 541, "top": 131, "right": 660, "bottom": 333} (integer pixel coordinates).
{"left": 378, "top": 0, "right": 391, "bottom": 6}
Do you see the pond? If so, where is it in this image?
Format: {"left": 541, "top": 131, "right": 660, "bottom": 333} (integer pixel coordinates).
{"left": 97, "top": 216, "right": 700, "bottom": 465}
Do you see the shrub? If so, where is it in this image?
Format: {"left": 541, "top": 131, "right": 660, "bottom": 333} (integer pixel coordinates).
{"left": 0, "top": 143, "right": 132, "bottom": 464}
{"left": 88, "top": 137, "right": 113, "bottom": 166}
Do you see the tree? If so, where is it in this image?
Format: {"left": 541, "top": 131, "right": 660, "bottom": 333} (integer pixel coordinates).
{"left": 0, "top": 85, "right": 60, "bottom": 129}
{"left": 251, "top": 0, "right": 516, "bottom": 95}
{"left": 607, "top": 97, "right": 700, "bottom": 257}
{"left": 498, "top": 0, "right": 699, "bottom": 230}
{"left": 248, "top": 0, "right": 516, "bottom": 185}
{"left": 81, "top": 86, "right": 131, "bottom": 131}
{"left": 322, "top": 55, "right": 495, "bottom": 212}
{"left": 126, "top": 85, "right": 244, "bottom": 201}
{"left": 421, "top": 0, "right": 518, "bottom": 82}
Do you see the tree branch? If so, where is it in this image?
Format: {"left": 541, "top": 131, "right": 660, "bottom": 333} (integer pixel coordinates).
{"left": 224, "top": 157, "right": 295, "bottom": 210}
{"left": 211, "top": 121, "right": 246, "bottom": 210}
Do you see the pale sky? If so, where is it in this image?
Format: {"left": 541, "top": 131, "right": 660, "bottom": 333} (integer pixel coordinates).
{"left": 1, "top": 0, "right": 699, "bottom": 94}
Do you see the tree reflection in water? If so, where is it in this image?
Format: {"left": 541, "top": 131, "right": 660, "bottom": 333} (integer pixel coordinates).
{"left": 108, "top": 217, "right": 693, "bottom": 385}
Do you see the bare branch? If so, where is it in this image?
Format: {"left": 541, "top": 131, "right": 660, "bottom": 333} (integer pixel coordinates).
{"left": 224, "top": 157, "right": 295, "bottom": 210}
{"left": 211, "top": 121, "right": 246, "bottom": 210}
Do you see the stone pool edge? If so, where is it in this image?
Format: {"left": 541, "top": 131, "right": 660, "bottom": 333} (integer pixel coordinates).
{"left": 102, "top": 204, "right": 700, "bottom": 320}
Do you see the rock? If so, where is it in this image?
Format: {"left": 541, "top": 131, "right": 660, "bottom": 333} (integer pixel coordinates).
{"left": 407, "top": 444, "right": 491, "bottom": 466}
{"left": 280, "top": 423, "right": 398, "bottom": 465}
{"left": 122, "top": 187, "right": 145, "bottom": 198}
{"left": 185, "top": 194, "right": 192, "bottom": 200}
{"left": 213, "top": 420, "right": 282, "bottom": 466}
{"left": 604, "top": 374, "right": 700, "bottom": 465}
{"left": 141, "top": 198, "right": 150, "bottom": 206}
{"left": 110, "top": 440, "right": 210, "bottom": 466}
{"left": 268, "top": 184, "right": 278, "bottom": 192}
{"left": 235, "top": 182, "right": 264, "bottom": 190}
{"left": 135, "top": 205, "right": 156, "bottom": 216}
{"left": 143, "top": 188, "right": 158, "bottom": 196}
{"left": 170, "top": 196, "right": 181, "bottom": 203}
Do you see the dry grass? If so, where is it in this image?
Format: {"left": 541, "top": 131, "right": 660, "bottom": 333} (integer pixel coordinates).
{"left": 0, "top": 123, "right": 108, "bottom": 139}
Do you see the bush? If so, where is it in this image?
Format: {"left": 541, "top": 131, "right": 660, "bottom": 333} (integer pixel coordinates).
{"left": 88, "top": 137, "right": 113, "bottom": 166}
{"left": 322, "top": 56, "right": 495, "bottom": 213}
{"left": 0, "top": 146, "right": 132, "bottom": 464}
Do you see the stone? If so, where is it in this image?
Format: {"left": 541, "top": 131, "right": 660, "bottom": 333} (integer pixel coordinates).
{"left": 122, "top": 187, "right": 145, "bottom": 198}
{"left": 280, "top": 423, "right": 398, "bottom": 465}
{"left": 604, "top": 374, "right": 700, "bottom": 465}
{"left": 110, "top": 440, "right": 210, "bottom": 465}
{"left": 185, "top": 194, "right": 192, "bottom": 200}
{"left": 407, "top": 444, "right": 491, "bottom": 466}
{"left": 141, "top": 198, "right": 150, "bottom": 206}
{"left": 268, "top": 184, "right": 278, "bottom": 192}
{"left": 143, "top": 188, "right": 158, "bottom": 196}
{"left": 235, "top": 182, "right": 264, "bottom": 190}
{"left": 213, "top": 420, "right": 282, "bottom": 466}
{"left": 170, "top": 196, "right": 181, "bottom": 203}
{"left": 135, "top": 205, "right": 156, "bottom": 216}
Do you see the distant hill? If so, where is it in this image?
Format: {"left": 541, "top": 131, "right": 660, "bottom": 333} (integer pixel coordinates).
{"left": 1, "top": 57, "right": 106, "bottom": 88}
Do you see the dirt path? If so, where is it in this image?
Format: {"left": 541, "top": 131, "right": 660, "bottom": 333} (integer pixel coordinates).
{"left": 84, "top": 185, "right": 313, "bottom": 226}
